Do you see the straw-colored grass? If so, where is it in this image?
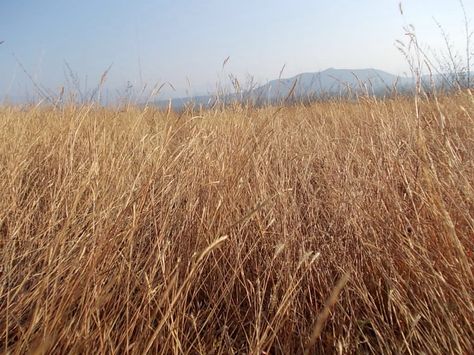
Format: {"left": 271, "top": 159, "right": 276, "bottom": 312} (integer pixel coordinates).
{"left": 0, "top": 92, "right": 473, "bottom": 354}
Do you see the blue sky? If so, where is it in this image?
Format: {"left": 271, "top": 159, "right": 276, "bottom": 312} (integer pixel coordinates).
{"left": 0, "top": 0, "right": 472, "bottom": 101}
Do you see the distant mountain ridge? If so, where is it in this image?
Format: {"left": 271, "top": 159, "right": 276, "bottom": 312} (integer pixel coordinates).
{"left": 253, "top": 68, "right": 413, "bottom": 101}
{"left": 153, "top": 68, "right": 417, "bottom": 109}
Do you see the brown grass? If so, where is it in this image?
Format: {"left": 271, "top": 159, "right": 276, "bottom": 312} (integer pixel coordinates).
{"left": 0, "top": 92, "right": 473, "bottom": 354}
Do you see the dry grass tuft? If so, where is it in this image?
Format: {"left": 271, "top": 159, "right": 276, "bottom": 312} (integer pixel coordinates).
{"left": 0, "top": 93, "right": 473, "bottom": 353}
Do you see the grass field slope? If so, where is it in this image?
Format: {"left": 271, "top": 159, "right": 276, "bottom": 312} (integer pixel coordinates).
{"left": 1, "top": 92, "right": 473, "bottom": 353}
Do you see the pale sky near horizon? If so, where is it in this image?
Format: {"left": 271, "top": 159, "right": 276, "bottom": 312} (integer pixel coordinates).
{"left": 1, "top": 0, "right": 473, "bottom": 101}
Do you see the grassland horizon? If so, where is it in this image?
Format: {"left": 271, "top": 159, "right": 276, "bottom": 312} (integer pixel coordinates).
{"left": 0, "top": 90, "right": 473, "bottom": 353}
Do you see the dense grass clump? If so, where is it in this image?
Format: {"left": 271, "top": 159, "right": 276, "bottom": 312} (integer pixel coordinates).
{"left": 0, "top": 93, "right": 473, "bottom": 354}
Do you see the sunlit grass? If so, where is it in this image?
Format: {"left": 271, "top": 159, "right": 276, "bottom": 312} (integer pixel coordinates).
{"left": 0, "top": 92, "right": 473, "bottom": 353}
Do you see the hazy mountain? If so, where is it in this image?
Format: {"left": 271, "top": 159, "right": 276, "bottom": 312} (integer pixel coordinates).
{"left": 253, "top": 68, "right": 413, "bottom": 102}
{"left": 153, "top": 68, "right": 416, "bottom": 109}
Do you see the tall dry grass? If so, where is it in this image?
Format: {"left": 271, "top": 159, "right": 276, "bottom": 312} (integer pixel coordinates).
{"left": 0, "top": 92, "right": 473, "bottom": 354}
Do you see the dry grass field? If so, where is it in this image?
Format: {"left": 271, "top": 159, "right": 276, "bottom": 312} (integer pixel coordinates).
{"left": 0, "top": 92, "right": 473, "bottom": 353}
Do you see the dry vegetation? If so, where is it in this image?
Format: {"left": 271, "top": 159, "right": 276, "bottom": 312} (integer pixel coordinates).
{"left": 0, "top": 92, "right": 473, "bottom": 354}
